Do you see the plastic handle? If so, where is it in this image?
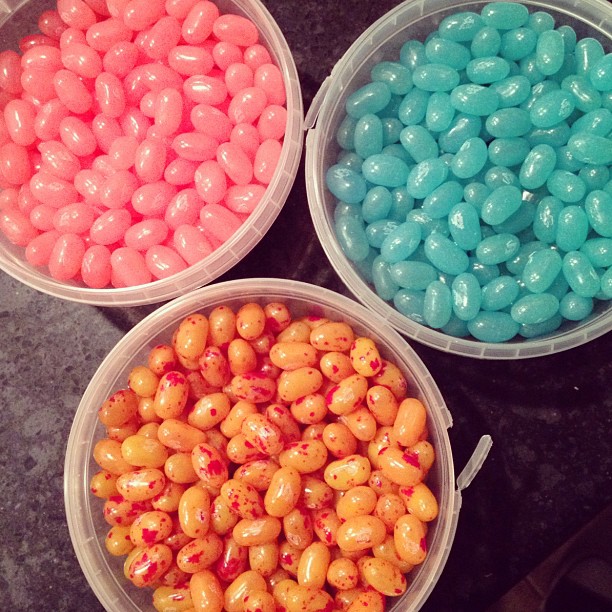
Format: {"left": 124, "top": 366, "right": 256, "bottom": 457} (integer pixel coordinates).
{"left": 456, "top": 434, "right": 493, "bottom": 491}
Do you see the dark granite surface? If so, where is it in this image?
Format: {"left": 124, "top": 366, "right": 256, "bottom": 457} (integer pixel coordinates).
{"left": 0, "top": 0, "right": 611, "bottom": 610}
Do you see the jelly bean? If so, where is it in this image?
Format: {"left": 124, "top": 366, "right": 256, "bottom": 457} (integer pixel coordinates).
{"left": 562, "top": 75, "right": 601, "bottom": 114}
{"left": 546, "top": 169, "right": 586, "bottom": 203}
{"left": 589, "top": 53, "right": 612, "bottom": 91}
{"left": 575, "top": 38, "right": 605, "bottom": 75}
{"left": 423, "top": 233, "right": 469, "bottom": 275}
{"left": 399, "top": 125, "right": 437, "bottom": 163}
{"left": 467, "top": 310, "right": 519, "bottom": 342}
{"left": 22, "top": 45, "right": 63, "bottom": 72}
{"left": 257, "top": 106, "right": 286, "bottom": 141}
{"left": 344, "top": 82, "right": 391, "bottom": 119}
{"left": 482, "top": 2, "right": 529, "bottom": 29}
{"left": 253, "top": 139, "right": 281, "bottom": 184}
{"left": 530, "top": 90, "right": 575, "bottom": 129}
{"left": 481, "top": 185, "right": 522, "bottom": 225}
{"left": 190, "top": 569, "right": 224, "bottom": 612}
{"left": 438, "top": 12, "right": 484, "bottom": 42}
{"left": 439, "top": 113, "right": 482, "bottom": 153}
{"left": 20, "top": 69, "right": 56, "bottom": 103}
{"left": 225, "top": 63, "right": 254, "bottom": 97}
{"left": 353, "top": 114, "right": 382, "bottom": 159}
{"left": 388, "top": 261, "right": 436, "bottom": 291}
{"left": 450, "top": 272, "right": 482, "bottom": 320}
{"left": 81, "top": 244, "right": 112, "bottom": 288}
{"left": 490, "top": 75, "right": 531, "bottom": 109}
{"left": 362, "top": 154, "right": 409, "bottom": 188}
{"left": 38, "top": 140, "right": 81, "bottom": 181}
{"left": 518, "top": 143, "right": 556, "bottom": 190}
{"left": 562, "top": 251, "right": 601, "bottom": 298}
{"left": 53, "top": 69, "right": 93, "bottom": 114}
{"left": 448, "top": 202, "right": 481, "bottom": 251}
{"left": 585, "top": 190, "right": 612, "bottom": 238}
{"left": 379, "top": 221, "right": 421, "bottom": 264}
{"left": 568, "top": 133, "right": 612, "bottom": 166}
{"left": 451, "top": 137, "right": 488, "bottom": 179}
{"left": 0, "top": 142, "right": 32, "bottom": 185}
{"left": 521, "top": 248, "right": 563, "bottom": 294}
{"left": 476, "top": 233, "right": 520, "bottom": 265}
{"left": 370, "top": 61, "right": 413, "bottom": 96}
{"left": 471, "top": 26, "right": 502, "bottom": 59}
{"left": 536, "top": 30, "right": 564, "bottom": 76}
{"left": 94, "top": 72, "right": 126, "bottom": 118}
{"left": 466, "top": 56, "right": 510, "bottom": 84}
{"left": 425, "top": 37, "right": 471, "bottom": 71}
{"left": 0, "top": 50, "right": 23, "bottom": 95}
{"left": 423, "top": 281, "right": 452, "bottom": 328}
{"left": 335, "top": 216, "right": 369, "bottom": 262}
{"left": 413, "top": 63, "right": 460, "bottom": 92}
{"left": 406, "top": 158, "right": 448, "bottom": 199}
{"left": 425, "top": 92, "right": 455, "bottom": 132}
{"left": 336, "top": 515, "right": 386, "bottom": 553}
{"left": 511, "top": 293, "right": 559, "bottom": 325}
{"left": 0, "top": 208, "right": 39, "bottom": 247}
{"left": 52, "top": 202, "right": 93, "bottom": 235}
{"left": 227, "top": 86, "right": 267, "bottom": 125}
{"left": 59, "top": 116, "right": 97, "bottom": 156}
{"left": 556, "top": 205, "right": 589, "bottom": 252}
{"left": 4, "top": 99, "right": 37, "bottom": 146}
{"left": 499, "top": 28, "right": 537, "bottom": 61}
{"left": 360, "top": 557, "right": 406, "bottom": 597}
{"left": 132, "top": 182, "right": 177, "bottom": 217}
{"left": 559, "top": 292, "right": 594, "bottom": 321}
{"left": 60, "top": 42, "right": 102, "bottom": 78}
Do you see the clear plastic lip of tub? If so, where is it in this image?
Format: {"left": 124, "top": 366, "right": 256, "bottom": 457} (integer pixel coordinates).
{"left": 0, "top": 0, "right": 304, "bottom": 306}
{"left": 305, "top": 0, "right": 612, "bottom": 360}
{"left": 64, "top": 277, "right": 491, "bottom": 612}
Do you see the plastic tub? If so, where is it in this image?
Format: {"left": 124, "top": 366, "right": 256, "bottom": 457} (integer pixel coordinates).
{"left": 306, "top": 0, "right": 612, "bottom": 359}
{"left": 0, "top": 0, "right": 303, "bottom": 306}
{"left": 64, "top": 277, "right": 490, "bottom": 612}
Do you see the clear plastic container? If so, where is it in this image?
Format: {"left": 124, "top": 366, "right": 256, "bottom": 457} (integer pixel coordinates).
{"left": 305, "top": 0, "right": 612, "bottom": 359}
{"left": 64, "top": 277, "right": 490, "bottom": 612}
{"left": 0, "top": 0, "right": 304, "bottom": 306}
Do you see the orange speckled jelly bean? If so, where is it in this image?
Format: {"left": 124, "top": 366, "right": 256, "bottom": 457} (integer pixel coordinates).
{"left": 103, "top": 496, "right": 152, "bottom": 527}
{"left": 207, "top": 306, "right": 237, "bottom": 349}
{"left": 264, "top": 466, "right": 301, "bottom": 517}
{"left": 241, "top": 412, "right": 284, "bottom": 455}
{"left": 326, "top": 374, "right": 368, "bottom": 416}
{"left": 366, "top": 385, "right": 399, "bottom": 427}
{"left": 410, "top": 439, "right": 436, "bottom": 473}
{"left": 198, "top": 346, "right": 231, "bottom": 388}
{"left": 94, "top": 438, "right": 134, "bottom": 475}
{"left": 98, "top": 388, "right": 139, "bottom": 427}
{"left": 165, "top": 452, "right": 198, "bottom": 484}
{"left": 282, "top": 507, "right": 314, "bottom": 550}
{"left": 127, "top": 543, "right": 173, "bottom": 588}
{"left": 243, "top": 590, "right": 276, "bottom": 612}
{"left": 336, "top": 515, "right": 386, "bottom": 552}
{"left": 230, "top": 372, "right": 277, "bottom": 403}
{"left": 264, "top": 302, "right": 292, "bottom": 333}
{"left": 291, "top": 393, "right": 327, "bottom": 425}
{"left": 176, "top": 532, "right": 223, "bottom": 574}
{"left": 340, "top": 406, "right": 378, "bottom": 442}
{"left": 372, "top": 535, "right": 414, "bottom": 573}
{"left": 370, "top": 360, "right": 408, "bottom": 400}
{"left": 154, "top": 371, "right": 189, "bottom": 419}
{"left": 210, "top": 495, "right": 239, "bottom": 536}
{"left": 378, "top": 446, "right": 424, "bottom": 487}
{"left": 279, "top": 440, "right": 328, "bottom": 474}
{"left": 191, "top": 442, "right": 229, "bottom": 488}
{"left": 300, "top": 475, "right": 333, "bottom": 510}
{"left": 117, "top": 468, "right": 167, "bottom": 502}
{"left": 349, "top": 337, "right": 383, "bottom": 377}
{"left": 265, "top": 403, "right": 301, "bottom": 443}
{"left": 336, "top": 486, "right": 378, "bottom": 522}
{"left": 272, "top": 578, "right": 298, "bottom": 609}
{"left": 216, "top": 535, "right": 248, "bottom": 582}
{"left": 178, "top": 485, "right": 211, "bottom": 538}
{"left": 232, "top": 515, "right": 281, "bottom": 547}
{"left": 393, "top": 397, "right": 427, "bottom": 448}
{"left": 297, "top": 541, "right": 331, "bottom": 590}
{"left": 322, "top": 423, "right": 358, "bottom": 459}
{"left": 233, "top": 458, "right": 278, "bottom": 491}
{"left": 190, "top": 569, "right": 224, "bottom": 612}
{"left": 105, "top": 525, "right": 134, "bottom": 557}
{"left": 121, "top": 434, "right": 169, "bottom": 468}
{"left": 368, "top": 469, "right": 399, "bottom": 497}
{"left": 399, "top": 482, "right": 439, "bottom": 522}
{"left": 157, "top": 419, "right": 206, "bottom": 452}
{"left": 319, "top": 351, "right": 355, "bottom": 384}
{"left": 301, "top": 423, "right": 326, "bottom": 441}
{"left": 248, "top": 541, "right": 279, "bottom": 577}
{"left": 129, "top": 510, "right": 173, "bottom": 547}
{"left": 152, "top": 481, "right": 186, "bottom": 514}
{"left": 346, "top": 588, "right": 385, "bottom": 612}
{"left": 148, "top": 345, "right": 177, "bottom": 377}
{"left": 326, "top": 557, "right": 359, "bottom": 591}
{"left": 360, "top": 557, "right": 407, "bottom": 597}
{"left": 153, "top": 585, "right": 194, "bottom": 611}
{"left": 394, "top": 513, "right": 427, "bottom": 566}
{"left": 276, "top": 321, "right": 311, "bottom": 344}
{"left": 309, "top": 321, "right": 354, "bottom": 352}
{"left": 277, "top": 367, "right": 323, "bottom": 402}
{"left": 279, "top": 540, "right": 303, "bottom": 576}
{"left": 286, "top": 583, "right": 334, "bottom": 612}
{"left": 236, "top": 302, "right": 266, "bottom": 341}
{"left": 128, "top": 366, "right": 160, "bottom": 398}
{"left": 269, "top": 341, "right": 319, "bottom": 371}
{"left": 220, "top": 478, "right": 265, "bottom": 520}
{"left": 90, "top": 470, "right": 119, "bottom": 499}
{"left": 312, "top": 507, "right": 342, "bottom": 547}
{"left": 224, "top": 570, "right": 267, "bottom": 612}
{"left": 227, "top": 338, "right": 258, "bottom": 375}
{"left": 175, "top": 313, "right": 209, "bottom": 361}
{"left": 373, "top": 493, "right": 406, "bottom": 533}
{"left": 324, "top": 455, "right": 371, "bottom": 491}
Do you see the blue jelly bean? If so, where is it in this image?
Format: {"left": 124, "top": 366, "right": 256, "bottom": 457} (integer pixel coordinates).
{"left": 528, "top": 11, "right": 555, "bottom": 33}
{"left": 467, "top": 311, "right": 520, "bottom": 342}
{"left": 490, "top": 75, "right": 531, "bottom": 108}
{"left": 424, "top": 233, "right": 469, "bottom": 275}
{"left": 423, "top": 181, "right": 464, "bottom": 219}
{"left": 426, "top": 92, "right": 455, "bottom": 132}
{"left": 464, "top": 182, "right": 491, "bottom": 208}
{"left": 382, "top": 144, "right": 412, "bottom": 164}
{"left": 438, "top": 11, "right": 484, "bottom": 42}
{"left": 451, "top": 137, "right": 488, "bottom": 179}
{"left": 326, "top": 165, "right": 367, "bottom": 204}
{"left": 449, "top": 84, "right": 500, "bottom": 116}
{"left": 488, "top": 137, "right": 530, "bottom": 167}
{"left": 362, "top": 154, "right": 410, "bottom": 188}
{"left": 519, "top": 313, "right": 563, "bottom": 338}
{"left": 506, "top": 240, "right": 547, "bottom": 275}
{"left": 600, "top": 267, "right": 612, "bottom": 298}
{"left": 425, "top": 37, "right": 472, "bottom": 70}
{"left": 575, "top": 38, "right": 605, "bottom": 75}
{"left": 529, "top": 89, "right": 575, "bottom": 129}
{"left": 556, "top": 205, "right": 589, "bottom": 252}
{"left": 451, "top": 272, "right": 482, "bottom": 320}
{"left": 393, "top": 289, "right": 426, "bottom": 323}
{"left": 406, "top": 210, "right": 450, "bottom": 238}
{"left": 362, "top": 186, "right": 393, "bottom": 223}
{"left": 526, "top": 122, "right": 571, "bottom": 148}
{"left": 424, "top": 280, "right": 453, "bottom": 328}
{"left": 519, "top": 144, "right": 557, "bottom": 190}
{"left": 484, "top": 166, "right": 520, "bottom": 189}
{"left": 371, "top": 256, "right": 400, "bottom": 301}
{"left": 585, "top": 190, "right": 612, "bottom": 238}
{"left": 413, "top": 63, "right": 460, "bottom": 92}
{"left": 536, "top": 30, "right": 565, "bottom": 76}
{"left": 390, "top": 261, "right": 438, "bottom": 290}
{"left": 398, "top": 88, "right": 430, "bottom": 125}
{"left": 588, "top": 53, "right": 612, "bottom": 91}
{"left": 555, "top": 146, "right": 584, "bottom": 172}
{"left": 546, "top": 170, "right": 586, "bottom": 203}
{"left": 580, "top": 238, "right": 612, "bottom": 268}
{"left": 559, "top": 292, "right": 593, "bottom": 320}
{"left": 400, "top": 40, "right": 427, "bottom": 71}
{"left": 519, "top": 53, "right": 545, "bottom": 85}
{"left": 471, "top": 26, "right": 502, "bottom": 58}
{"left": 335, "top": 214, "right": 370, "bottom": 262}
{"left": 579, "top": 166, "right": 610, "bottom": 192}
{"left": 562, "top": 251, "right": 601, "bottom": 297}
{"left": 476, "top": 233, "right": 520, "bottom": 265}
{"left": 522, "top": 248, "right": 563, "bottom": 293}
{"left": 448, "top": 202, "right": 482, "bottom": 251}
{"left": 399, "top": 125, "right": 439, "bottom": 162}
{"left": 521, "top": 79, "right": 560, "bottom": 112}
{"left": 337, "top": 151, "right": 363, "bottom": 171}
{"left": 561, "top": 75, "right": 601, "bottom": 113}
{"left": 334, "top": 202, "right": 362, "bottom": 223}
{"left": 481, "top": 2, "right": 529, "bottom": 29}
{"left": 336, "top": 115, "right": 356, "bottom": 150}
{"left": 466, "top": 56, "right": 510, "bottom": 84}
{"left": 551, "top": 54, "right": 578, "bottom": 84}
{"left": 379, "top": 94, "right": 403, "bottom": 119}
{"left": 485, "top": 108, "right": 531, "bottom": 138}
{"left": 468, "top": 258, "right": 501, "bottom": 285}
{"left": 380, "top": 221, "right": 422, "bottom": 263}
{"left": 389, "top": 187, "right": 415, "bottom": 221}
{"left": 353, "top": 114, "right": 383, "bottom": 159}
{"left": 481, "top": 184, "right": 522, "bottom": 225}
{"left": 493, "top": 200, "right": 536, "bottom": 235}
{"left": 439, "top": 113, "right": 483, "bottom": 153}
{"left": 345, "top": 81, "right": 392, "bottom": 119}
{"left": 441, "top": 316, "right": 470, "bottom": 337}
{"left": 371, "top": 61, "right": 413, "bottom": 96}
{"left": 366, "top": 219, "right": 399, "bottom": 248}
{"left": 481, "top": 275, "right": 520, "bottom": 310}
{"left": 511, "top": 293, "right": 559, "bottom": 324}
{"left": 381, "top": 118, "right": 404, "bottom": 146}
{"left": 556, "top": 25, "right": 577, "bottom": 53}
{"left": 567, "top": 133, "right": 612, "bottom": 166}
{"left": 407, "top": 158, "right": 449, "bottom": 199}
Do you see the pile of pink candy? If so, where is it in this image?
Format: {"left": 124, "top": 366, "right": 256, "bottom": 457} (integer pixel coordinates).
{"left": 0, "top": 0, "right": 287, "bottom": 288}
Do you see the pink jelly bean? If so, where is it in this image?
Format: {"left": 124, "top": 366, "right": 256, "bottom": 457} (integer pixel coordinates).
{"left": 0, "top": 142, "right": 32, "bottom": 185}
{"left": 173, "top": 223, "right": 213, "bottom": 264}
{"left": 227, "top": 87, "right": 267, "bottom": 125}
{"left": 164, "top": 188, "right": 202, "bottom": 229}
{"left": 190, "top": 104, "right": 232, "bottom": 142}
{"left": 83, "top": 0, "right": 112, "bottom": 17}
{"left": 124, "top": 218, "right": 169, "bottom": 250}
{"left": 145, "top": 244, "right": 187, "bottom": 279}
{"left": 225, "top": 63, "right": 254, "bottom": 97}
{"left": 39, "top": 10, "right": 70, "bottom": 40}
{"left": 142, "top": 64, "right": 184, "bottom": 94}
{"left": 19, "top": 35, "right": 60, "bottom": 54}
{"left": 54, "top": 69, "right": 93, "bottom": 115}
{"left": 243, "top": 45, "right": 272, "bottom": 71}
{"left": 182, "top": 1, "right": 219, "bottom": 44}
{"left": 111, "top": 246, "right": 152, "bottom": 286}
{"left": 217, "top": 141, "right": 252, "bottom": 185}
{"left": 230, "top": 123, "right": 260, "bottom": 158}
{"left": 134, "top": 138, "right": 167, "bottom": 182}
{"left": 30, "top": 204, "right": 57, "bottom": 230}
{"left": 90, "top": 208, "right": 131, "bottom": 244}
{"left": 164, "top": 158, "right": 198, "bottom": 185}
{"left": 57, "top": 0, "right": 98, "bottom": 30}
{"left": 194, "top": 160, "right": 227, "bottom": 204}
{"left": 92, "top": 154, "right": 118, "bottom": 177}
{"left": 120, "top": 107, "right": 151, "bottom": 141}
{"left": 132, "top": 181, "right": 177, "bottom": 216}
{"left": 140, "top": 91, "right": 157, "bottom": 117}
{"left": 30, "top": 171, "right": 79, "bottom": 208}
{"left": 0, "top": 51, "right": 24, "bottom": 95}
{"left": 60, "top": 28, "right": 88, "bottom": 49}
{"left": 257, "top": 105, "right": 287, "bottom": 141}
{"left": 99, "top": 169, "right": 140, "bottom": 208}
{"left": 154, "top": 88, "right": 183, "bottom": 137}
{"left": 35, "top": 99, "right": 70, "bottom": 141}
{"left": 25, "top": 230, "right": 61, "bottom": 266}
{"left": 199, "top": 202, "right": 241, "bottom": 242}
{"left": 21, "top": 69, "right": 57, "bottom": 103}
{"left": 103, "top": 41, "right": 139, "bottom": 78}
{"left": 142, "top": 16, "right": 182, "bottom": 61}
{"left": 92, "top": 114, "right": 123, "bottom": 153}
{"left": 0, "top": 188, "right": 18, "bottom": 210}
{"left": 253, "top": 138, "right": 282, "bottom": 185}
{"left": 212, "top": 41, "right": 242, "bottom": 71}
{"left": 22, "top": 46, "right": 63, "bottom": 72}
{"left": 183, "top": 75, "right": 227, "bottom": 105}
{"left": 4, "top": 99, "right": 37, "bottom": 146}
{"left": 168, "top": 46, "right": 214, "bottom": 77}
{"left": 172, "top": 132, "right": 217, "bottom": 162}
{"left": 86, "top": 18, "right": 133, "bottom": 52}
{"left": 0, "top": 208, "right": 39, "bottom": 245}
{"left": 18, "top": 185, "right": 40, "bottom": 215}
{"left": 81, "top": 243, "right": 112, "bottom": 287}
{"left": 123, "top": 0, "right": 166, "bottom": 31}
{"left": 213, "top": 15, "right": 258, "bottom": 47}
{"left": 106, "top": 0, "right": 131, "bottom": 18}
{"left": 108, "top": 135, "right": 138, "bottom": 169}
{"left": 61, "top": 42, "right": 103, "bottom": 78}
{"left": 95, "top": 72, "right": 126, "bottom": 118}
{"left": 59, "top": 116, "right": 97, "bottom": 156}
{"left": 48, "top": 232, "right": 86, "bottom": 280}
{"left": 254, "top": 64, "right": 286, "bottom": 106}
{"left": 74, "top": 168, "right": 104, "bottom": 203}
{"left": 225, "top": 183, "right": 265, "bottom": 214}
{"left": 38, "top": 140, "right": 82, "bottom": 181}
{"left": 53, "top": 201, "right": 95, "bottom": 233}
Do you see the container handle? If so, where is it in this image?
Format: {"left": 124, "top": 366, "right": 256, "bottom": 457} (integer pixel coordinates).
{"left": 304, "top": 75, "right": 332, "bottom": 130}
{"left": 456, "top": 434, "right": 493, "bottom": 491}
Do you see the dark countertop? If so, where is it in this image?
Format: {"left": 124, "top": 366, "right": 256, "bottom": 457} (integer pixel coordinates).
{"left": 1, "top": 0, "right": 611, "bottom": 610}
